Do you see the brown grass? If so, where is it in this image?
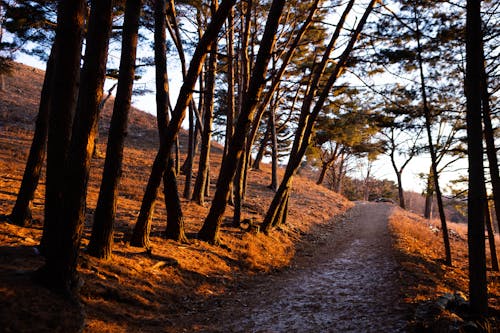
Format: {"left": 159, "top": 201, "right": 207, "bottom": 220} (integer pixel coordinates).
{"left": 0, "top": 63, "right": 353, "bottom": 332}
{"left": 389, "top": 207, "right": 500, "bottom": 328}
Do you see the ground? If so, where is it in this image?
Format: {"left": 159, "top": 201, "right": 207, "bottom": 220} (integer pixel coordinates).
{"left": 0, "top": 63, "right": 499, "bottom": 332}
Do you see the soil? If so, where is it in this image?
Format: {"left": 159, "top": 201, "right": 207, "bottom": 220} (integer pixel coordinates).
{"left": 169, "top": 202, "right": 409, "bottom": 332}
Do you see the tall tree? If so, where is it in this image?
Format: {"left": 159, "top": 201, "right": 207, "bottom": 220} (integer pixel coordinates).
{"left": 129, "top": 0, "right": 187, "bottom": 247}
{"left": 192, "top": 0, "right": 219, "bottom": 206}
{"left": 413, "top": 3, "right": 452, "bottom": 265}
{"left": 45, "top": 0, "right": 114, "bottom": 280}
{"left": 465, "top": 0, "right": 488, "bottom": 316}
{"left": 87, "top": 0, "right": 142, "bottom": 259}
{"left": 34, "top": 0, "right": 86, "bottom": 289}
{"left": 262, "top": 0, "right": 376, "bottom": 232}
{"left": 9, "top": 48, "right": 54, "bottom": 226}
{"left": 131, "top": 0, "right": 236, "bottom": 245}
{"left": 198, "top": 0, "right": 287, "bottom": 244}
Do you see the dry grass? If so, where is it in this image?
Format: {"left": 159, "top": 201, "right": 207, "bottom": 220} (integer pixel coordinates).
{"left": 389, "top": 207, "right": 500, "bottom": 329}
{"left": 0, "top": 63, "right": 353, "bottom": 332}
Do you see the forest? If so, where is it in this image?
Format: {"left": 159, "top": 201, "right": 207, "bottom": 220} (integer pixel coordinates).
{"left": 0, "top": 0, "right": 499, "bottom": 331}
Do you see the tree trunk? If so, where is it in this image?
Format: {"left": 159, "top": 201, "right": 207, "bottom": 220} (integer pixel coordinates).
{"left": 129, "top": 0, "right": 187, "bottom": 246}
{"left": 56, "top": 0, "right": 113, "bottom": 267}
{"left": 252, "top": 123, "right": 270, "bottom": 170}
{"left": 193, "top": 17, "right": 218, "bottom": 205}
{"left": 245, "top": 0, "right": 321, "bottom": 165}
{"left": 132, "top": 0, "right": 236, "bottom": 244}
{"left": 224, "top": 8, "right": 235, "bottom": 159}
{"left": 88, "top": 0, "right": 142, "bottom": 258}
{"left": 316, "top": 162, "right": 329, "bottom": 186}
{"left": 232, "top": 154, "right": 245, "bottom": 227}
{"left": 164, "top": 156, "right": 188, "bottom": 242}
{"left": 414, "top": 7, "right": 452, "bottom": 266}
{"left": 465, "top": 0, "right": 488, "bottom": 315}
{"left": 480, "top": 27, "right": 500, "bottom": 242}
{"left": 424, "top": 167, "right": 434, "bottom": 219}
{"left": 183, "top": 104, "right": 195, "bottom": 199}
{"left": 485, "top": 201, "right": 499, "bottom": 271}
{"left": 262, "top": 0, "right": 374, "bottom": 232}
{"left": 269, "top": 101, "right": 278, "bottom": 191}
{"left": 198, "top": 0, "right": 287, "bottom": 244}
{"left": 34, "top": 0, "right": 85, "bottom": 291}
{"left": 396, "top": 171, "right": 405, "bottom": 209}
{"left": 9, "top": 49, "right": 55, "bottom": 227}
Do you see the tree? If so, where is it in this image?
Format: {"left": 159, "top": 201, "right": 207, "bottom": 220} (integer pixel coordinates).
{"left": 261, "top": 0, "right": 377, "bottom": 233}
{"left": 34, "top": 0, "right": 86, "bottom": 290}
{"left": 192, "top": 0, "right": 218, "bottom": 206}
{"left": 129, "top": 0, "right": 187, "bottom": 247}
{"left": 198, "top": 0, "right": 287, "bottom": 244}
{"left": 87, "top": 0, "right": 143, "bottom": 259}
{"left": 9, "top": 48, "right": 54, "bottom": 226}
{"left": 465, "top": 0, "right": 488, "bottom": 316}
{"left": 131, "top": 0, "right": 236, "bottom": 245}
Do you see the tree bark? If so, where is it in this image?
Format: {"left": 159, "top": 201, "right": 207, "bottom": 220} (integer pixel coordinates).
{"left": 193, "top": 1, "right": 218, "bottom": 205}
{"left": 34, "top": 0, "right": 85, "bottom": 291}
{"left": 198, "top": 0, "right": 287, "bottom": 244}
{"left": 252, "top": 124, "right": 270, "bottom": 170}
{"left": 465, "top": 0, "right": 488, "bottom": 316}
{"left": 132, "top": 0, "right": 236, "bottom": 244}
{"left": 224, "top": 8, "right": 235, "bottom": 160}
{"left": 9, "top": 49, "right": 55, "bottom": 227}
{"left": 484, "top": 201, "right": 499, "bottom": 271}
{"left": 262, "top": 0, "right": 374, "bottom": 232}
{"left": 56, "top": 0, "right": 113, "bottom": 267}
{"left": 414, "top": 6, "right": 452, "bottom": 266}
{"left": 269, "top": 97, "right": 279, "bottom": 191}
{"left": 88, "top": 0, "right": 142, "bottom": 258}
{"left": 424, "top": 167, "right": 434, "bottom": 219}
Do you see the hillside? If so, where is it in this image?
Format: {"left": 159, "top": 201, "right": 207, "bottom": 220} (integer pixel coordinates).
{"left": 0, "top": 63, "right": 353, "bottom": 332}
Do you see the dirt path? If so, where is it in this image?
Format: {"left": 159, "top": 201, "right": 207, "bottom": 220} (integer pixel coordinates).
{"left": 174, "top": 202, "right": 408, "bottom": 332}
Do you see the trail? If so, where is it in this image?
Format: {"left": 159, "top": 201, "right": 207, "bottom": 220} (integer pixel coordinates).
{"left": 178, "top": 202, "right": 408, "bottom": 332}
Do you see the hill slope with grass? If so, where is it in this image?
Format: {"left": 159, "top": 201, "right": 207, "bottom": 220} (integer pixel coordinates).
{"left": 0, "top": 63, "right": 353, "bottom": 332}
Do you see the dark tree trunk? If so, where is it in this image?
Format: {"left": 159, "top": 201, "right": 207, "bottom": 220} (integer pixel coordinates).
{"left": 465, "top": 0, "right": 488, "bottom": 315}
{"left": 130, "top": 0, "right": 187, "bottom": 247}
{"left": 396, "top": 172, "right": 405, "bottom": 209}
{"left": 224, "top": 8, "right": 235, "bottom": 159}
{"left": 198, "top": 0, "right": 287, "bottom": 244}
{"left": 424, "top": 167, "right": 434, "bottom": 219}
{"left": 262, "top": 0, "right": 374, "bottom": 232}
{"left": 484, "top": 201, "right": 499, "bottom": 271}
{"left": 164, "top": 156, "right": 187, "bottom": 242}
{"left": 34, "top": 0, "right": 85, "bottom": 290}
{"left": 252, "top": 124, "right": 270, "bottom": 170}
{"left": 56, "top": 0, "right": 113, "bottom": 269}
{"left": 183, "top": 104, "right": 195, "bottom": 199}
{"left": 154, "top": 0, "right": 186, "bottom": 243}
{"left": 316, "top": 163, "right": 329, "bottom": 186}
{"left": 132, "top": 0, "right": 236, "bottom": 243}
{"left": 414, "top": 7, "right": 452, "bottom": 266}
{"left": 9, "top": 49, "right": 55, "bottom": 227}
{"left": 193, "top": 24, "right": 217, "bottom": 205}
{"left": 88, "top": 0, "right": 142, "bottom": 259}
{"left": 480, "top": 30, "right": 500, "bottom": 243}
{"left": 232, "top": 154, "right": 245, "bottom": 227}
{"left": 269, "top": 101, "right": 278, "bottom": 191}
{"left": 245, "top": 0, "right": 321, "bottom": 166}
{"left": 38, "top": 0, "right": 85, "bottom": 255}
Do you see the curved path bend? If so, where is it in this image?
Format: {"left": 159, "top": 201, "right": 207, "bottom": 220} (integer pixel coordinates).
{"left": 181, "top": 202, "right": 408, "bottom": 332}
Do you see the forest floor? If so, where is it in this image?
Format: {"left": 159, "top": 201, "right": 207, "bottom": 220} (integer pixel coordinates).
{"left": 0, "top": 63, "right": 499, "bottom": 332}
